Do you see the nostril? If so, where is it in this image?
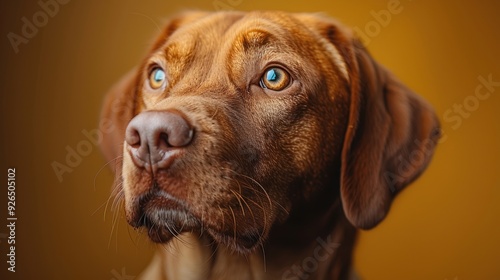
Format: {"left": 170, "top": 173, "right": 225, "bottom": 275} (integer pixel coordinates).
{"left": 155, "top": 129, "right": 191, "bottom": 151}
{"left": 154, "top": 111, "right": 194, "bottom": 147}
{"left": 125, "top": 126, "right": 142, "bottom": 148}
{"left": 159, "top": 132, "right": 170, "bottom": 149}
{"left": 167, "top": 124, "right": 194, "bottom": 147}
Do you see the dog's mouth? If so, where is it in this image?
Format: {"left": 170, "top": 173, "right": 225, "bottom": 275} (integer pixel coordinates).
{"left": 129, "top": 190, "right": 201, "bottom": 243}
{"left": 127, "top": 189, "right": 264, "bottom": 251}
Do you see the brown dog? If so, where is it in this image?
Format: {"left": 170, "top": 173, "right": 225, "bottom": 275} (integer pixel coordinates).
{"left": 100, "top": 11, "right": 440, "bottom": 280}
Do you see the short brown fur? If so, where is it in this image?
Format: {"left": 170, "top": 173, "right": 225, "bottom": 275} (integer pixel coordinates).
{"left": 100, "top": 11, "right": 440, "bottom": 280}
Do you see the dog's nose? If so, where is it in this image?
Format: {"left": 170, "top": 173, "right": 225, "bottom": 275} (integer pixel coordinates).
{"left": 125, "top": 111, "right": 193, "bottom": 169}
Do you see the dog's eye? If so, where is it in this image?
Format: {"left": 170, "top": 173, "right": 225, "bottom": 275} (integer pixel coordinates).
{"left": 148, "top": 68, "right": 166, "bottom": 89}
{"left": 260, "top": 67, "right": 291, "bottom": 91}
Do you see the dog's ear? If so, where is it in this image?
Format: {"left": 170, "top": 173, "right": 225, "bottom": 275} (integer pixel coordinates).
{"left": 340, "top": 42, "right": 440, "bottom": 229}
{"left": 298, "top": 14, "right": 441, "bottom": 229}
{"left": 99, "top": 69, "right": 138, "bottom": 166}
{"left": 99, "top": 11, "right": 209, "bottom": 168}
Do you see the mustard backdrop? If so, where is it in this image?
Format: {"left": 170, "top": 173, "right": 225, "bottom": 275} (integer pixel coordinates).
{"left": 1, "top": 0, "right": 499, "bottom": 279}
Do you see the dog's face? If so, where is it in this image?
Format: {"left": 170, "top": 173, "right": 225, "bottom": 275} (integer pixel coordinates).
{"left": 101, "top": 11, "right": 440, "bottom": 253}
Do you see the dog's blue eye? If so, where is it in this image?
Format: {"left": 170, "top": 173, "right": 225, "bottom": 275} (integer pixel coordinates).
{"left": 260, "top": 67, "right": 290, "bottom": 91}
{"left": 267, "top": 69, "right": 278, "bottom": 81}
{"left": 149, "top": 68, "right": 166, "bottom": 89}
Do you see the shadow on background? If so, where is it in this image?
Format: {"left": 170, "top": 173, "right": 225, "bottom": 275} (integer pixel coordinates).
{"left": 1, "top": 0, "right": 499, "bottom": 279}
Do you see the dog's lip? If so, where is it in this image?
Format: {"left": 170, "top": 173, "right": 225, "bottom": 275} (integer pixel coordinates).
{"left": 130, "top": 191, "right": 201, "bottom": 243}
{"left": 129, "top": 191, "right": 263, "bottom": 249}
{"left": 141, "top": 208, "right": 201, "bottom": 243}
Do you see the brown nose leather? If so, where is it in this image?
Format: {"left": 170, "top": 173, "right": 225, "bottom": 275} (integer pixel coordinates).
{"left": 125, "top": 111, "right": 193, "bottom": 169}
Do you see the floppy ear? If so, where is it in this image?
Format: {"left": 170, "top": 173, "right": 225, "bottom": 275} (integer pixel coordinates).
{"left": 297, "top": 14, "right": 440, "bottom": 229}
{"left": 340, "top": 41, "right": 440, "bottom": 229}
{"left": 99, "top": 11, "right": 210, "bottom": 169}
{"left": 329, "top": 31, "right": 442, "bottom": 229}
{"left": 99, "top": 69, "right": 138, "bottom": 166}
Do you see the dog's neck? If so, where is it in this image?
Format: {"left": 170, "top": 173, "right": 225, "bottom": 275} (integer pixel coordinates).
{"left": 138, "top": 195, "right": 358, "bottom": 280}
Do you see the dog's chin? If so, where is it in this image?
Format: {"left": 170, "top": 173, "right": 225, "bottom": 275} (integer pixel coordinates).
{"left": 127, "top": 190, "right": 264, "bottom": 253}
{"left": 134, "top": 212, "right": 262, "bottom": 254}
{"left": 136, "top": 217, "right": 262, "bottom": 254}
{"left": 139, "top": 208, "right": 201, "bottom": 243}
{"left": 127, "top": 193, "right": 201, "bottom": 243}
{"left": 140, "top": 213, "right": 262, "bottom": 253}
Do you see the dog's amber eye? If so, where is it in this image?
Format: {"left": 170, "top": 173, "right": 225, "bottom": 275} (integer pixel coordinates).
{"left": 148, "top": 68, "right": 166, "bottom": 89}
{"left": 260, "top": 67, "right": 291, "bottom": 91}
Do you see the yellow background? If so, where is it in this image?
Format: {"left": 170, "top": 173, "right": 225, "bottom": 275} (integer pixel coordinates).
{"left": 1, "top": 0, "right": 499, "bottom": 279}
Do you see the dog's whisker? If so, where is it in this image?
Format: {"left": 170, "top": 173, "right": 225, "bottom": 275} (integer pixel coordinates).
{"left": 93, "top": 155, "right": 123, "bottom": 191}
{"left": 229, "top": 206, "right": 237, "bottom": 242}
{"left": 217, "top": 205, "right": 226, "bottom": 231}
{"left": 230, "top": 189, "right": 245, "bottom": 216}
{"left": 177, "top": 233, "right": 197, "bottom": 250}
{"left": 225, "top": 169, "right": 274, "bottom": 211}
{"left": 209, "top": 105, "right": 220, "bottom": 120}
{"left": 104, "top": 190, "right": 121, "bottom": 249}
{"left": 104, "top": 181, "right": 123, "bottom": 221}
{"left": 238, "top": 182, "right": 290, "bottom": 216}
{"left": 230, "top": 187, "right": 258, "bottom": 230}
{"left": 246, "top": 195, "right": 269, "bottom": 236}
{"left": 199, "top": 212, "right": 205, "bottom": 239}
{"left": 110, "top": 188, "right": 124, "bottom": 213}
{"left": 221, "top": 169, "right": 273, "bottom": 237}
{"left": 170, "top": 231, "right": 193, "bottom": 250}
{"left": 259, "top": 242, "right": 267, "bottom": 273}
{"left": 161, "top": 242, "right": 180, "bottom": 258}
{"left": 156, "top": 234, "right": 178, "bottom": 256}
{"left": 108, "top": 200, "right": 122, "bottom": 250}
{"left": 127, "top": 12, "right": 162, "bottom": 32}
{"left": 204, "top": 240, "right": 219, "bottom": 266}
{"left": 91, "top": 200, "right": 108, "bottom": 217}
{"left": 125, "top": 216, "right": 140, "bottom": 247}
{"left": 224, "top": 168, "right": 271, "bottom": 230}
{"left": 234, "top": 192, "right": 258, "bottom": 223}
{"left": 114, "top": 211, "right": 122, "bottom": 252}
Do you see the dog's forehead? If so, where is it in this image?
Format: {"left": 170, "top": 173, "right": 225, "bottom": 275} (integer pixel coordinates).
{"left": 164, "top": 11, "right": 314, "bottom": 53}
{"left": 147, "top": 11, "right": 349, "bottom": 91}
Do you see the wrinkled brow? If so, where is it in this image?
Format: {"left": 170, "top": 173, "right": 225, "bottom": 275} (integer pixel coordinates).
{"left": 159, "top": 37, "right": 198, "bottom": 80}
{"left": 164, "top": 39, "right": 196, "bottom": 63}
{"left": 237, "top": 29, "right": 273, "bottom": 51}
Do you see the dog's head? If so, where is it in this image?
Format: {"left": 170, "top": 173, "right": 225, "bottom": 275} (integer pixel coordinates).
{"left": 100, "top": 11, "right": 440, "bottom": 253}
